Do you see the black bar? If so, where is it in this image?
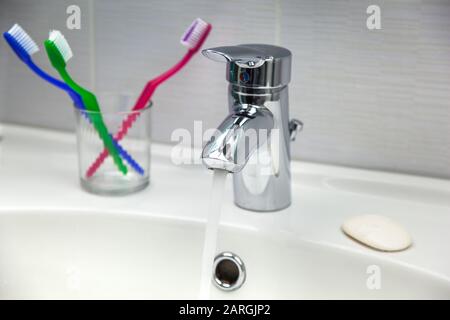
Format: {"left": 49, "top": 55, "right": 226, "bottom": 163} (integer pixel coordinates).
{"left": 0, "top": 300, "right": 448, "bottom": 318}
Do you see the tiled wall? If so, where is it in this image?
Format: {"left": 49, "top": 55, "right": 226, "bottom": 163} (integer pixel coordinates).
{"left": 1, "top": 0, "right": 449, "bottom": 178}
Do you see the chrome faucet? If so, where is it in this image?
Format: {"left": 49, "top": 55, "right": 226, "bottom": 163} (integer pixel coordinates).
{"left": 202, "top": 44, "right": 302, "bottom": 212}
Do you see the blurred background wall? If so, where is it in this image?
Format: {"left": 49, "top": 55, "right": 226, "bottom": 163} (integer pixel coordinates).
{"left": 0, "top": 0, "right": 449, "bottom": 177}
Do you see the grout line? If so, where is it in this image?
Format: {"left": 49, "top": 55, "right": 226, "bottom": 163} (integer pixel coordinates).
{"left": 274, "top": 0, "right": 282, "bottom": 45}
{"left": 88, "top": 0, "right": 96, "bottom": 91}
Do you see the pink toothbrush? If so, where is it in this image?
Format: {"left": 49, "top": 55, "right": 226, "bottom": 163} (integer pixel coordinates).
{"left": 86, "top": 18, "right": 212, "bottom": 178}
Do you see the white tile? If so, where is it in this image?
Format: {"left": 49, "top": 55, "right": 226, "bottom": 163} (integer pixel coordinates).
{"left": 0, "top": 0, "right": 93, "bottom": 131}
{"left": 93, "top": 0, "right": 277, "bottom": 146}
{"left": 2, "top": 0, "right": 450, "bottom": 178}
{"left": 0, "top": 34, "right": 6, "bottom": 122}
{"left": 280, "top": 0, "right": 450, "bottom": 177}
{"left": 0, "top": 4, "right": 9, "bottom": 122}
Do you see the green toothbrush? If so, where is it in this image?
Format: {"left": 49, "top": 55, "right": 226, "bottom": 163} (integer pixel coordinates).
{"left": 44, "top": 30, "right": 127, "bottom": 175}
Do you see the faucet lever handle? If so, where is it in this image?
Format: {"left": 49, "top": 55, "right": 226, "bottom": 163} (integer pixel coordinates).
{"left": 289, "top": 119, "right": 303, "bottom": 141}
{"left": 202, "top": 46, "right": 266, "bottom": 68}
{"left": 202, "top": 44, "right": 292, "bottom": 87}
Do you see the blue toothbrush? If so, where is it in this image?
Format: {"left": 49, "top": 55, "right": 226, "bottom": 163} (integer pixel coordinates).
{"left": 3, "top": 24, "right": 144, "bottom": 175}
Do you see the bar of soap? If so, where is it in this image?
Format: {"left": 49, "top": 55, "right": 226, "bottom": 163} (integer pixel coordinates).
{"left": 342, "top": 214, "right": 412, "bottom": 252}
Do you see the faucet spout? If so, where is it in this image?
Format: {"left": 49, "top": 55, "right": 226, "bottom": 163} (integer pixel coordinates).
{"left": 201, "top": 44, "right": 299, "bottom": 212}
{"left": 202, "top": 105, "right": 274, "bottom": 173}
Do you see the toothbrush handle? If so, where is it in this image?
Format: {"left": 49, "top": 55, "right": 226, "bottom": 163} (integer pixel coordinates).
{"left": 112, "top": 137, "right": 145, "bottom": 175}
{"left": 89, "top": 112, "right": 129, "bottom": 174}
{"left": 27, "top": 59, "right": 84, "bottom": 108}
{"left": 85, "top": 113, "right": 139, "bottom": 178}
{"left": 80, "top": 112, "right": 144, "bottom": 175}
{"left": 86, "top": 49, "right": 197, "bottom": 178}
{"left": 18, "top": 47, "right": 144, "bottom": 175}
{"left": 85, "top": 98, "right": 151, "bottom": 178}
{"left": 86, "top": 80, "right": 159, "bottom": 178}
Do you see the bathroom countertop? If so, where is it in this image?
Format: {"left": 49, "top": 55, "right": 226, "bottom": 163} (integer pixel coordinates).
{"left": 1, "top": 124, "right": 450, "bottom": 283}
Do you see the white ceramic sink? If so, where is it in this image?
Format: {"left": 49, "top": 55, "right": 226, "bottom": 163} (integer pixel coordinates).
{"left": 0, "top": 212, "right": 449, "bottom": 299}
{"left": 1, "top": 125, "right": 450, "bottom": 299}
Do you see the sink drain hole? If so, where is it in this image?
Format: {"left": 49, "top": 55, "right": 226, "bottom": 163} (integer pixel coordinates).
{"left": 213, "top": 252, "right": 246, "bottom": 291}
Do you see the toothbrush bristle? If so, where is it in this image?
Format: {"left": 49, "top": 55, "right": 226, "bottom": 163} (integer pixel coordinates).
{"left": 180, "top": 18, "right": 211, "bottom": 51}
{"left": 7, "top": 24, "right": 39, "bottom": 55}
{"left": 49, "top": 30, "right": 73, "bottom": 63}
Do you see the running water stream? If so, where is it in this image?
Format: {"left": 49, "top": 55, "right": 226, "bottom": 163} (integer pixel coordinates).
{"left": 199, "top": 170, "right": 227, "bottom": 299}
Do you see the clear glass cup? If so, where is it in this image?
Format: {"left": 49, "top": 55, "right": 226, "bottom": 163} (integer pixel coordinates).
{"left": 74, "top": 93, "right": 151, "bottom": 195}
